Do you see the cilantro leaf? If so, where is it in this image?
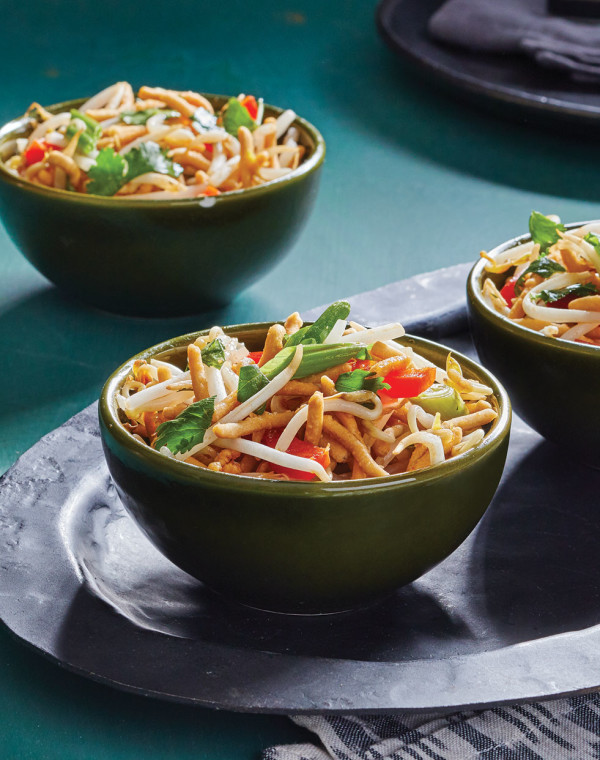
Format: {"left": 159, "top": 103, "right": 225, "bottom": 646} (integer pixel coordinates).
{"left": 284, "top": 301, "right": 351, "bottom": 347}
{"left": 154, "top": 397, "right": 216, "bottom": 455}
{"left": 86, "top": 142, "right": 183, "bottom": 196}
{"left": 191, "top": 107, "right": 219, "bottom": 133}
{"left": 86, "top": 147, "right": 127, "bottom": 196}
{"left": 201, "top": 339, "right": 226, "bottom": 369}
{"left": 537, "top": 282, "right": 599, "bottom": 304}
{"left": 515, "top": 257, "right": 565, "bottom": 296}
{"left": 529, "top": 211, "right": 566, "bottom": 254}
{"left": 65, "top": 109, "right": 101, "bottom": 155}
{"left": 222, "top": 97, "right": 256, "bottom": 136}
{"left": 120, "top": 109, "right": 179, "bottom": 125}
{"left": 124, "top": 141, "right": 183, "bottom": 182}
{"left": 335, "top": 369, "right": 390, "bottom": 394}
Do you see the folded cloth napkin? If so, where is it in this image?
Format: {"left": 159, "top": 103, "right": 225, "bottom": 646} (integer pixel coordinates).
{"left": 264, "top": 693, "right": 600, "bottom": 759}
{"left": 428, "top": 0, "right": 600, "bottom": 81}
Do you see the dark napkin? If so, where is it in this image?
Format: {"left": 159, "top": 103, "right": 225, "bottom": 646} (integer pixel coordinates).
{"left": 429, "top": 0, "right": 600, "bottom": 81}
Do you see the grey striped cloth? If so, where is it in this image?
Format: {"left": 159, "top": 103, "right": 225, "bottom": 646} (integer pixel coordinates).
{"left": 264, "top": 694, "right": 600, "bottom": 759}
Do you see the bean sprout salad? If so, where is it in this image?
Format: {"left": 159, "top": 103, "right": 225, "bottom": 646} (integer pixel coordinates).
{"left": 481, "top": 213, "right": 600, "bottom": 346}
{"left": 2, "top": 82, "right": 305, "bottom": 198}
{"left": 116, "top": 303, "right": 499, "bottom": 482}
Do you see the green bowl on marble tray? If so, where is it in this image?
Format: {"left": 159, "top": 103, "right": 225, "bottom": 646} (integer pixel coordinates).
{"left": 99, "top": 322, "right": 511, "bottom": 615}
{"left": 467, "top": 223, "right": 600, "bottom": 467}
{"left": 0, "top": 96, "right": 325, "bottom": 317}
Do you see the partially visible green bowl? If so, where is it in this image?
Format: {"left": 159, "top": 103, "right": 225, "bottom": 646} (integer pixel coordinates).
{"left": 467, "top": 223, "right": 600, "bottom": 466}
{"left": 0, "top": 96, "right": 325, "bottom": 316}
{"left": 99, "top": 323, "right": 511, "bottom": 614}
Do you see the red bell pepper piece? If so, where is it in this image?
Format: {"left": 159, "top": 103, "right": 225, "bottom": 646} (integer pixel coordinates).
{"left": 241, "top": 95, "right": 258, "bottom": 120}
{"left": 247, "top": 351, "right": 263, "bottom": 364}
{"left": 202, "top": 186, "right": 220, "bottom": 196}
{"left": 24, "top": 141, "right": 46, "bottom": 166}
{"left": 24, "top": 140, "right": 62, "bottom": 167}
{"left": 379, "top": 366, "right": 436, "bottom": 399}
{"left": 262, "top": 428, "right": 330, "bottom": 481}
{"left": 500, "top": 275, "right": 519, "bottom": 307}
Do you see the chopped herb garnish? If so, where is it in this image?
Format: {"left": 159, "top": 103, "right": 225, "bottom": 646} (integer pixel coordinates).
{"left": 537, "top": 282, "right": 599, "bottom": 304}
{"left": 515, "top": 257, "right": 565, "bottom": 296}
{"left": 65, "top": 109, "right": 101, "bottom": 155}
{"left": 284, "top": 301, "right": 351, "bottom": 347}
{"left": 260, "top": 343, "right": 366, "bottom": 380}
{"left": 529, "top": 211, "right": 566, "bottom": 254}
{"left": 86, "top": 141, "right": 183, "bottom": 196}
{"left": 335, "top": 369, "right": 390, "bottom": 394}
{"left": 222, "top": 97, "right": 256, "bottom": 136}
{"left": 201, "top": 338, "right": 226, "bottom": 369}
{"left": 154, "top": 397, "right": 216, "bottom": 455}
{"left": 86, "top": 147, "right": 127, "bottom": 196}
{"left": 124, "top": 141, "right": 183, "bottom": 182}
{"left": 121, "top": 109, "right": 179, "bottom": 125}
{"left": 585, "top": 232, "right": 600, "bottom": 251}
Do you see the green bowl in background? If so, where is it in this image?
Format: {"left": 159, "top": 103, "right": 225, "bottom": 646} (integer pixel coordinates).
{"left": 467, "top": 223, "right": 600, "bottom": 467}
{"left": 99, "top": 323, "right": 511, "bottom": 614}
{"left": 0, "top": 96, "right": 325, "bottom": 316}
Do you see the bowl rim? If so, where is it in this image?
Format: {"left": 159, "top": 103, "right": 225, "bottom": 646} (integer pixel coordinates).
{"left": 99, "top": 321, "right": 512, "bottom": 495}
{"left": 468, "top": 219, "right": 600, "bottom": 357}
{"left": 0, "top": 93, "right": 326, "bottom": 207}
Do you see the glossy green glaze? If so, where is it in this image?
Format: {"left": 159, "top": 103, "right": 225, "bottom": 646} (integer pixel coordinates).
{"left": 0, "top": 97, "right": 325, "bottom": 317}
{"left": 467, "top": 227, "right": 600, "bottom": 466}
{"left": 99, "top": 324, "right": 511, "bottom": 614}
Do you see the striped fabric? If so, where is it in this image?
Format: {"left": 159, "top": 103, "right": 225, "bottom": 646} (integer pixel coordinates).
{"left": 263, "top": 694, "right": 600, "bottom": 759}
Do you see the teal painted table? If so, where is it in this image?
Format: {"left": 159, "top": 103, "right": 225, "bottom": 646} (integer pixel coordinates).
{"left": 1, "top": 1, "right": 599, "bottom": 757}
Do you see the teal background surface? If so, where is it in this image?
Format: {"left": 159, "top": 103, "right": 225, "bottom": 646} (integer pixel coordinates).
{"left": 1, "top": 0, "right": 599, "bottom": 756}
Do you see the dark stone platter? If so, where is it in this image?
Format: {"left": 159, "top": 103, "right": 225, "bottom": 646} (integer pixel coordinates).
{"left": 377, "top": 0, "right": 600, "bottom": 131}
{"left": 1, "top": 263, "right": 600, "bottom": 714}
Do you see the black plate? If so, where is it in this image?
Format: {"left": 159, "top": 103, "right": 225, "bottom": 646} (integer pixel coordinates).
{"left": 377, "top": 0, "right": 600, "bottom": 128}
{"left": 2, "top": 264, "right": 600, "bottom": 714}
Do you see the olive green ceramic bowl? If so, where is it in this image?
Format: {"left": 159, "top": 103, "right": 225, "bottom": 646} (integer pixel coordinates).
{"left": 0, "top": 96, "right": 325, "bottom": 316}
{"left": 99, "top": 323, "right": 511, "bottom": 614}
{"left": 467, "top": 223, "right": 600, "bottom": 466}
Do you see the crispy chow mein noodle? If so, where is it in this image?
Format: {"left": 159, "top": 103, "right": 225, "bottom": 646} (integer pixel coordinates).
{"left": 2, "top": 82, "right": 306, "bottom": 198}
{"left": 115, "top": 302, "right": 499, "bottom": 482}
{"left": 481, "top": 212, "right": 600, "bottom": 346}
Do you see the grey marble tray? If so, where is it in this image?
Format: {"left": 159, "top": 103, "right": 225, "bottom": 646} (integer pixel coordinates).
{"left": 1, "top": 263, "right": 599, "bottom": 714}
